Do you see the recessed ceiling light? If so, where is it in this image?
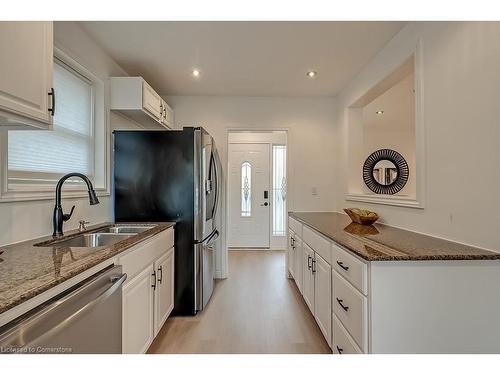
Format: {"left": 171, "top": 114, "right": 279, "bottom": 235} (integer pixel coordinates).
{"left": 306, "top": 71, "right": 317, "bottom": 78}
{"left": 192, "top": 69, "right": 201, "bottom": 77}
{"left": 375, "top": 110, "right": 384, "bottom": 115}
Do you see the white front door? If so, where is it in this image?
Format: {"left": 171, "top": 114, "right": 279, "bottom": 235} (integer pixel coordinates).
{"left": 228, "top": 143, "right": 271, "bottom": 248}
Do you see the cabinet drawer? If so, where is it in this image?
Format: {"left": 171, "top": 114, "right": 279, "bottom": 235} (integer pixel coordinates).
{"left": 119, "top": 228, "right": 174, "bottom": 281}
{"left": 333, "top": 315, "right": 362, "bottom": 354}
{"left": 288, "top": 217, "right": 303, "bottom": 237}
{"left": 333, "top": 270, "right": 367, "bottom": 352}
{"left": 303, "top": 226, "right": 331, "bottom": 265}
{"left": 332, "top": 243, "right": 368, "bottom": 295}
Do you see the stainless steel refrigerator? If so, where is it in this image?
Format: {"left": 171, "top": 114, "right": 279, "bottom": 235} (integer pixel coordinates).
{"left": 113, "top": 127, "right": 221, "bottom": 315}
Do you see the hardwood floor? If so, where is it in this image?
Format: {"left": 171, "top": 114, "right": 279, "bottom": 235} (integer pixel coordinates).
{"left": 147, "top": 250, "right": 332, "bottom": 354}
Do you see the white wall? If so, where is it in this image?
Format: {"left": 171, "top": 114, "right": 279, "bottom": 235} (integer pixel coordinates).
{"left": 166, "top": 96, "right": 337, "bottom": 276}
{"left": 335, "top": 22, "right": 500, "bottom": 251}
{"left": 0, "top": 22, "right": 138, "bottom": 246}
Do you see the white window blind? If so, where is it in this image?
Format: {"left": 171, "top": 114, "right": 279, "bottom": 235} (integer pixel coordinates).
{"left": 8, "top": 59, "right": 94, "bottom": 181}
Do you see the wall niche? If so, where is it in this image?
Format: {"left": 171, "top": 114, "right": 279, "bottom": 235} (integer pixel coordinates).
{"left": 346, "top": 48, "right": 424, "bottom": 208}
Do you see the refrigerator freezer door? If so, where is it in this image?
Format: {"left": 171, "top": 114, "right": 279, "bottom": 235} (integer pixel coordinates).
{"left": 196, "top": 229, "right": 220, "bottom": 311}
{"left": 202, "top": 243, "right": 215, "bottom": 309}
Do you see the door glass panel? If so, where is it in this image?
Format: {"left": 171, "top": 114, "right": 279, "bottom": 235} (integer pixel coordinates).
{"left": 241, "top": 162, "right": 251, "bottom": 217}
{"left": 272, "top": 145, "right": 287, "bottom": 236}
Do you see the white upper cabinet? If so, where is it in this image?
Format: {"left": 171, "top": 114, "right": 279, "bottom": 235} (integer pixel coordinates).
{"left": 110, "top": 76, "right": 174, "bottom": 130}
{"left": 0, "top": 21, "right": 54, "bottom": 129}
{"left": 161, "top": 99, "right": 174, "bottom": 128}
{"left": 142, "top": 80, "right": 163, "bottom": 121}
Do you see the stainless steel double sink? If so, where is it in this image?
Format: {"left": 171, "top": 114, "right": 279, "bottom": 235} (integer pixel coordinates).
{"left": 36, "top": 225, "right": 156, "bottom": 248}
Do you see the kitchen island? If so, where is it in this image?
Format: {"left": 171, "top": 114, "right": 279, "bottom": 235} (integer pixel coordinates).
{"left": 288, "top": 212, "right": 500, "bottom": 354}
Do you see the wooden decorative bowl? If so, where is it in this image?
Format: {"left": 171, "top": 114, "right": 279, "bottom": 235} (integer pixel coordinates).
{"left": 343, "top": 208, "right": 379, "bottom": 226}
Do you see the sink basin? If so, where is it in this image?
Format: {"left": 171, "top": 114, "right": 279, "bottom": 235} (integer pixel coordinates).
{"left": 37, "top": 233, "right": 133, "bottom": 248}
{"left": 97, "top": 225, "right": 156, "bottom": 234}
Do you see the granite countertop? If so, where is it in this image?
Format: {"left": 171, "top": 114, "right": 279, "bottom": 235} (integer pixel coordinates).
{"left": 289, "top": 212, "right": 500, "bottom": 261}
{"left": 0, "top": 222, "right": 175, "bottom": 315}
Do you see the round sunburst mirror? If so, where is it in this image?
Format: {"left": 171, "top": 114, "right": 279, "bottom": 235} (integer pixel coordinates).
{"left": 363, "top": 149, "right": 409, "bottom": 195}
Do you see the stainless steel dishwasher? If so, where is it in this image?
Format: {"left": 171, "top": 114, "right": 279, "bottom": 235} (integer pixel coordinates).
{"left": 0, "top": 265, "right": 126, "bottom": 354}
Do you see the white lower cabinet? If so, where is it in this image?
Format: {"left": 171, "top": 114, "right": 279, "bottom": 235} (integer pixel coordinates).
{"left": 313, "top": 253, "right": 332, "bottom": 347}
{"left": 333, "top": 270, "right": 367, "bottom": 352}
{"left": 154, "top": 248, "right": 175, "bottom": 336}
{"left": 298, "top": 240, "right": 332, "bottom": 348}
{"left": 122, "top": 265, "right": 155, "bottom": 354}
{"left": 287, "top": 230, "right": 295, "bottom": 278}
{"left": 333, "top": 315, "right": 362, "bottom": 354}
{"left": 293, "top": 236, "right": 303, "bottom": 294}
{"left": 290, "top": 214, "right": 500, "bottom": 354}
{"left": 119, "top": 228, "right": 175, "bottom": 353}
{"left": 302, "top": 243, "right": 315, "bottom": 314}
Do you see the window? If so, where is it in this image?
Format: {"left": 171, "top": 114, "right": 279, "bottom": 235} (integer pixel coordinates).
{"left": 1, "top": 47, "right": 109, "bottom": 202}
{"left": 272, "top": 145, "right": 287, "bottom": 236}
{"left": 8, "top": 59, "right": 94, "bottom": 185}
{"left": 241, "top": 162, "right": 251, "bottom": 217}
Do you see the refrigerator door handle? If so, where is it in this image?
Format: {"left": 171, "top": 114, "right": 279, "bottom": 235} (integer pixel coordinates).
{"left": 211, "top": 148, "right": 221, "bottom": 219}
{"left": 206, "top": 229, "right": 219, "bottom": 246}
{"left": 195, "top": 228, "right": 218, "bottom": 245}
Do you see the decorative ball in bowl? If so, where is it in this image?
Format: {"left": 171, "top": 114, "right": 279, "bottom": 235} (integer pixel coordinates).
{"left": 343, "top": 208, "right": 379, "bottom": 226}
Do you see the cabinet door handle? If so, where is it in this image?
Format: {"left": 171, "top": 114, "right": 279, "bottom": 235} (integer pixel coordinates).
{"left": 336, "top": 298, "right": 349, "bottom": 312}
{"left": 48, "top": 88, "right": 55, "bottom": 116}
{"left": 163, "top": 107, "right": 167, "bottom": 119}
{"left": 158, "top": 265, "right": 163, "bottom": 284}
{"left": 337, "top": 261, "right": 349, "bottom": 271}
{"left": 311, "top": 259, "right": 316, "bottom": 274}
{"left": 307, "top": 255, "right": 312, "bottom": 269}
{"left": 336, "top": 346, "right": 344, "bottom": 354}
{"left": 151, "top": 270, "right": 157, "bottom": 290}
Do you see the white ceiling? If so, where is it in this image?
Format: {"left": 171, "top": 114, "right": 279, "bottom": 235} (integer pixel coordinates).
{"left": 78, "top": 21, "right": 406, "bottom": 97}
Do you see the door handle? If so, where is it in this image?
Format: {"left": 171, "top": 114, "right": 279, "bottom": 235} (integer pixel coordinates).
{"left": 307, "top": 255, "right": 312, "bottom": 269}
{"left": 337, "top": 261, "right": 349, "bottom": 271}
{"left": 260, "top": 202, "right": 269, "bottom": 206}
{"left": 311, "top": 259, "right": 316, "bottom": 273}
{"left": 336, "top": 298, "right": 349, "bottom": 312}
{"left": 158, "top": 265, "right": 163, "bottom": 284}
{"left": 336, "top": 346, "right": 344, "bottom": 354}
{"left": 48, "top": 88, "right": 55, "bottom": 116}
{"left": 151, "top": 270, "right": 157, "bottom": 290}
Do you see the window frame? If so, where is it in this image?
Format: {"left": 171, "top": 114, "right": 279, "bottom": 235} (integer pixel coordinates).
{"left": 0, "top": 47, "right": 110, "bottom": 202}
